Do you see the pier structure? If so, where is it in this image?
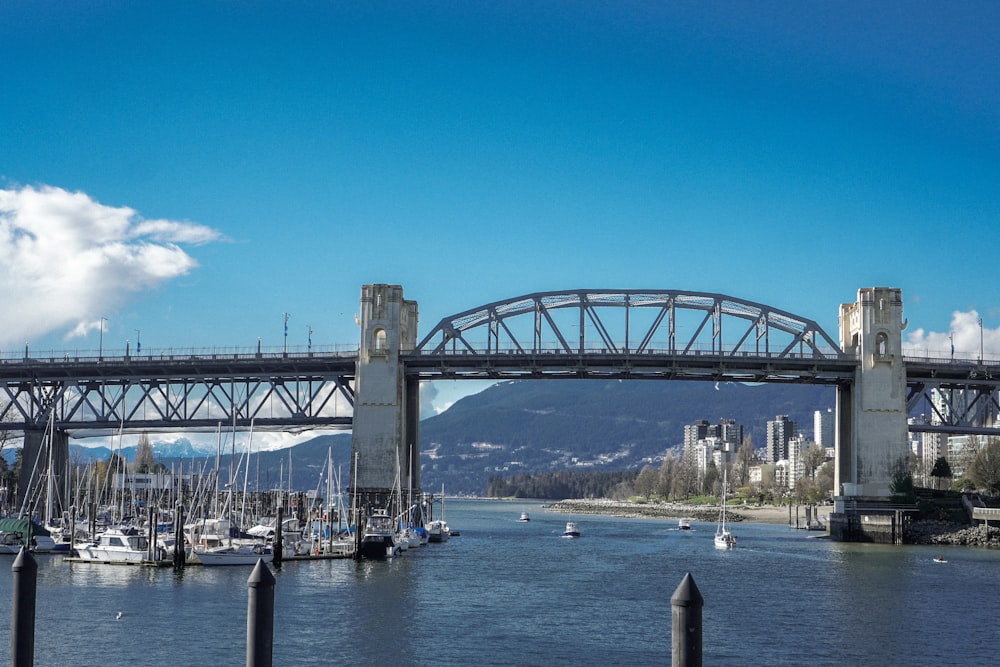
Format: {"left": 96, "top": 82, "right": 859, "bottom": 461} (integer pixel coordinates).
{"left": 348, "top": 284, "right": 420, "bottom": 519}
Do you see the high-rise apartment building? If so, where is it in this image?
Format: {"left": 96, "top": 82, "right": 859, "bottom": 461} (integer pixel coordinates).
{"left": 766, "top": 415, "right": 796, "bottom": 462}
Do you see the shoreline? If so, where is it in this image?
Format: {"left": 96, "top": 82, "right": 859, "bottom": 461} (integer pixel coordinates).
{"left": 541, "top": 498, "right": 818, "bottom": 526}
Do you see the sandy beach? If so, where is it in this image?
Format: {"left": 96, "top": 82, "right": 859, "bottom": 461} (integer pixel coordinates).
{"left": 542, "top": 499, "right": 830, "bottom": 526}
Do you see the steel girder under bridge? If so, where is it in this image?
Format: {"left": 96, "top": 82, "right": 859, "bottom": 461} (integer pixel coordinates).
{"left": 904, "top": 356, "right": 1000, "bottom": 436}
{"left": 0, "top": 351, "right": 358, "bottom": 434}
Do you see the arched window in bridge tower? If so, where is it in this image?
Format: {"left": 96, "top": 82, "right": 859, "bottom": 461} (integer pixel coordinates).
{"left": 875, "top": 332, "right": 889, "bottom": 361}
{"left": 372, "top": 328, "right": 388, "bottom": 356}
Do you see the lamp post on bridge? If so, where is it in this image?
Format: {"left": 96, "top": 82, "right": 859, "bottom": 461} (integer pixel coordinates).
{"left": 98, "top": 316, "right": 107, "bottom": 360}
{"left": 283, "top": 312, "right": 290, "bottom": 355}
{"left": 307, "top": 325, "right": 313, "bottom": 354}
{"left": 979, "top": 317, "right": 984, "bottom": 363}
{"left": 135, "top": 329, "right": 141, "bottom": 354}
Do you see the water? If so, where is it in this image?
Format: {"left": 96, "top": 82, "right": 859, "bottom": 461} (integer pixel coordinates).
{"left": 2, "top": 500, "right": 998, "bottom": 666}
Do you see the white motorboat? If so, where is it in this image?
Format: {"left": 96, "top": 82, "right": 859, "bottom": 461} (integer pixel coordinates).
{"left": 519, "top": 512, "right": 531, "bottom": 522}
{"left": 426, "top": 519, "right": 450, "bottom": 543}
{"left": 562, "top": 521, "right": 581, "bottom": 538}
{"left": 74, "top": 526, "right": 162, "bottom": 563}
{"left": 678, "top": 518, "right": 693, "bottom": 530}
{"left": 195, "top": 542, "right": 272, "bottom": 566}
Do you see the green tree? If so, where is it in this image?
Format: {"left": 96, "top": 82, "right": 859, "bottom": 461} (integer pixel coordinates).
{"left": 929, "top": 457, "right": 953, "bottom": 491}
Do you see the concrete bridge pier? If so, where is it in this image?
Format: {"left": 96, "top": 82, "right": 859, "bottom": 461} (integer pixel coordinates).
{"left": 831, "top": 287, "right": 912, "bottom": 542}
{"left": 349, "top": 284, "right": 421, "bottom": 524}
{"left": 18, "top": 426, "right": 69, "bottom": 519}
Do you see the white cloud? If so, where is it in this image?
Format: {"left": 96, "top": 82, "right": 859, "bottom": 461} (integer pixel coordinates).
{"left": 0, "top": 184, "right": 223, "bottom": 347}
{"left": 903, "top": 310, "right": 998, "bottom": 360}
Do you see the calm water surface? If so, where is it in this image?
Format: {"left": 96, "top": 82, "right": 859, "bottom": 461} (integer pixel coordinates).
{"left": 2, "top": 499, "right": 998, "bottom": 666}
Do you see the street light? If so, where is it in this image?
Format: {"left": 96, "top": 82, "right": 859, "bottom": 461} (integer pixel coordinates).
{"left": 99, "top": 316, "right": 107, "bottom": 360}
{"left": 979, "top": 317, "right": 984, "bottom": 363}
{"left": 135, "top": 329, "right": 141, "bottom": 354}
{"left": 307, "top": 325, "right": 313, "bottom": 353}
{"left": 283, "top": 312, "right": 290, "bottom": 354}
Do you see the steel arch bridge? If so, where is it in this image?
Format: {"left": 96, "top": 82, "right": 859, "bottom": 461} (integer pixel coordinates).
{"left": 405, "top": 289, "right": 855, "bottom": 384}
{"left": 0, "top": 288, "right": 996, "bottom": 436}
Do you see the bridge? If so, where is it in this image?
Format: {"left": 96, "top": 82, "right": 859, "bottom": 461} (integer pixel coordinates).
{"left": 2, "top": 285, "right": 998, "bottom": 540}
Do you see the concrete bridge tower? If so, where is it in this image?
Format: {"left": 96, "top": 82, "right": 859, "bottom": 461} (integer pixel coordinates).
{"left": 350, "top": 284, "right": 420, "bottom": 515}
{"left": 835, "top": 287, "right": 910, "bottom": 498}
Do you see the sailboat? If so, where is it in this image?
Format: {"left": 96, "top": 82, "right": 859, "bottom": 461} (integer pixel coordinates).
{"left": 714, "top": 470, "right": 736, "bottom": 550}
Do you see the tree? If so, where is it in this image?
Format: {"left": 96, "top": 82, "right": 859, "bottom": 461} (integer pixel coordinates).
{"left": 732, "top": 436, "right": 755, "bottom": 487}
{"left": 967, "top": 438, "right": 1000, "bottom": 494}
{"left": 929, "top": 457, "right": 953, "bottom": 491}
{"left": 634, "top": 465, "right": 659, "bottom": 499}
{"left": 134, "top": 432, "right": 155, "bottom": 473}
{"left": 803, "top": 444, "right": 827, "bottom": 481}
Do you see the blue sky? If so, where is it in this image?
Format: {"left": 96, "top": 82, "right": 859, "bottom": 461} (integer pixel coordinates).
{"left": 2, "top": 2, "right": 999, "bottom": 438}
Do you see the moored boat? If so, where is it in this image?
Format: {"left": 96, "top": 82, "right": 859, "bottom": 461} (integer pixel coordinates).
{"left": 426, "top": 519, "right": 450, "bottom": 543}
{"left": 74, "top": 526, "right": 162, "bottom": 563}
{"left": 196, "top": 542, "right": 272, "bottom": 566}
{"left": 358, "top": 509, "right": 400, "bottom": 559}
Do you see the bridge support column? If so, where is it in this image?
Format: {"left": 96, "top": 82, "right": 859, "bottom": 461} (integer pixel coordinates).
{"left": 832, "top": 288, "right": 911, "bottom": 540}
{"left": 18, "top": 427, "right": 69, "bottom": 520}
{"left": 350, "top": 284, "right": 420, "bottom": 522}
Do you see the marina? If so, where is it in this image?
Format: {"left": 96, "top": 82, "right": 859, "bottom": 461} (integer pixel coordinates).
{"left": 5, "top": 499, "right": 1000, "bottom": 665}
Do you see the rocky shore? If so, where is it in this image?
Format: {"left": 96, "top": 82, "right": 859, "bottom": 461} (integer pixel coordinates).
{"left": 906, "top": 520, "right": 1000, "bottom": 548}
{"left": 541, "top": 498, "right": 795, "bottom": 525}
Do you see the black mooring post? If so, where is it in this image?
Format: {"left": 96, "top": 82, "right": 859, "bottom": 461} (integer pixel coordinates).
{"left": 671, "top": 572, "right": 703, "bottom": 667}
{"left": 246, "top": 559, "right": 275, "bottom": 667}
{"left": 272, "top": 507, "right": 283, "bottom": 568}
{"left": 11, "top": 547, "right": 38, "bottom": 667}
{"left": 173, "top": 504, "right": 186, "bottom": 569}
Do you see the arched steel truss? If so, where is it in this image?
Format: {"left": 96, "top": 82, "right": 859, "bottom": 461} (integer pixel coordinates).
{"left": 408, "top": 290, "right": 853, "bottom": 384}
{"left": 0, "top": 352, "right": 357, "bottom": 434}
{"left": 416, "top": 289, "right": 843, "bottom": 357}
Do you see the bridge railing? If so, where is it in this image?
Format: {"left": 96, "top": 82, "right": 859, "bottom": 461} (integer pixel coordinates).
{"left": 0, "top": 344, "right": 360, "bottom": 364}
{"left": 407, "top": 341, "right": 849, "bottom": 359}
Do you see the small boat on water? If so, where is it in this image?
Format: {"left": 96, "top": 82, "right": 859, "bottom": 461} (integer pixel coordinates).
{"left": 519, "top": 512, "right": 531, "bottom": 522}
{"left": 426, "top": 519, "right": 450, "bottom": 543}
{"left": 562, "top": 522, "right": 581, "bottom": 538}
{"left": 678, "top": 518, "right": 692, "bottom": 530}
{"left": 933, "top": 556, "right": 948, "bottom": 563}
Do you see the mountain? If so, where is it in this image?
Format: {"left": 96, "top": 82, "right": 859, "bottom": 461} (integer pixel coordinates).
{"left": 417, "top": 379, "right": 834, "bottom": 494}
{"left": 60, "top": 379, "right": 834, "bottom": 497}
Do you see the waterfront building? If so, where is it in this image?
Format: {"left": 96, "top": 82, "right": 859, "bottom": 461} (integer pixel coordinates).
{"left": 766, "top": 415, "right": 796, "bottom": 462}
{"left": 813, "top": 409, "right": 834, "bottom": 448}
